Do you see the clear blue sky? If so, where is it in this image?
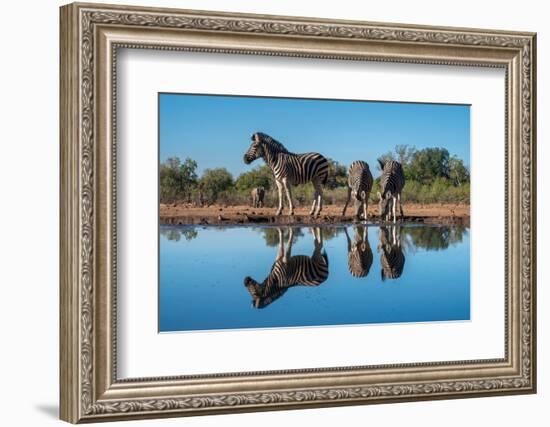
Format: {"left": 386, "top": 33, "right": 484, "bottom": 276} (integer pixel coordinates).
{"left": 159, "top": 93, "right": 470, "bottom": 177}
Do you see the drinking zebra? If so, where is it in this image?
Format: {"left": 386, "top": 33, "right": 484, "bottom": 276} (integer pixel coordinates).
{"left": 342, "top": 160, "right": 373, "bottom": 220}
{"left": 243, "top": 227, "right": 329, "bottom": 309}
{"left": 344, "top": 225, "right": 373, "bottom": 278}
{"left": 377, "top": 159, "right": 406, "bottom": 223}
{"left": 251, "top": 186, "right": 265, "bottom": 208}
{"left": 378, "top": 225, "right": 405, "bottom": 281}
{"left": 243, "top": 132, "right": 329, "bottom": 217}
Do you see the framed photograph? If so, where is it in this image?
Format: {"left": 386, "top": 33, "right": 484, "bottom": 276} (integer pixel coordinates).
{"left": 60, "top": 2, "right": 537, "bottom": 423}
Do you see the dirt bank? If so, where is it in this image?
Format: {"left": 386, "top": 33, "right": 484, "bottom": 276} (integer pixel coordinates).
{"left": 160, "top": 203, "right": 470, "bottom": 226}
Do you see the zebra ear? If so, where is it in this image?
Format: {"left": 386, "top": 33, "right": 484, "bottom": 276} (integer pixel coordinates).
{"left": 377, "top": 158, "right": 385, "bottom": 170}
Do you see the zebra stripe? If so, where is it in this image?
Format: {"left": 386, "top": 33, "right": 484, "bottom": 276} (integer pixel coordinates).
{"left": 342, "top": 160, "right": 373, "bottom": 219}
{"left": 344, "top": 226, "right": 373, "bottom": 278}
{"left": 378, "top": 159, "right": 406, "bottom": 222}
{"left": 244, "top": 132, "right": 329, "bottom": 216}
{"left": 379, "top": 226, "right": 406, "bottom": 281}
{"left": 244, "top": 228, "right": 329, "bottom": 309}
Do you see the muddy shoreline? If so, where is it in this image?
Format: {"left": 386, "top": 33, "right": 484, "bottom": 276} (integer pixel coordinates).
{"left": 160, "top": 203, "right": 470, "bottom": 227}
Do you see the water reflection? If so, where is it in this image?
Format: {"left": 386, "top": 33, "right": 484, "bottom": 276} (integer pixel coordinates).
{"left": 159, "top": 223, "right": 470, "bottom": 331}
{"left": 402, "top": 225, "right": 467, "bottom": 251}
{"left": 255, "top": 226, "right": 341, "bottom": 247}
{"left": 255, "top": 226, "right": 305, "bottom": 247}
{"left": 160, "top": 227, "right": 198, "bottom": 242}
{"left": 344, "top": 225, "right": 373, "bottom": 278}
{"left": 243, "top": 224, "right": 468, "bottom": 305}
{"left": 241, "top": 223, "right": 468, "bottom": 307}
{"left": 244, "top": 227, "right": 330, "bottom": 309}
{"left": 378, "top": 226, "right": 406, "bottom": 281}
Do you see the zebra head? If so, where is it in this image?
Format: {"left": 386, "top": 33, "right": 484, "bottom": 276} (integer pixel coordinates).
{"left": 243, "top": 132, "right": 265, "bottom": 164}
{"left": 243, "top": 276, "right": 263, "bottom": 308}
{"left": 244, "top": 274, "right": 282, "bottom": 309}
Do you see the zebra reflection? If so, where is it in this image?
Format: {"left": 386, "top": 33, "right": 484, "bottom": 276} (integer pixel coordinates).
{"left": 244, "top": 227, "right": 329, "bottom": 309}
{"left": 378, "top": 226, "right": 406, "bottom": 281}
{"left": 344, "top": 225, "right": 373, "bottom": 278}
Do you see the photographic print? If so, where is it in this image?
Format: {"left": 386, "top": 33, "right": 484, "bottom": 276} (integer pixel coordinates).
{"left": 60, "top": 5, "right": 536, "bottom": 420}
{"left": 159, "top": 93, "right": 471, "bottom": 332}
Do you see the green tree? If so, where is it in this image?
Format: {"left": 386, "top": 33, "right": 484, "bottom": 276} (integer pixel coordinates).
{"left": 408, "top": 147, "right": 450, "bottom": 184}
{"left": 448, "top": 155, "right": 470, "bottom": 186}
{"left": 235, "top": 165, "right": 273, "bottom": 192}
{"left": 179, "top": 157, "right": 198, "bottom": 201}
{"left": 199, "top": 168, "right": 234, "bottom": 204}
{"left": 159, "top": 156, "right": 198, "bottom": 203}
{"left": 376, "top": 145, "right": 416, "bottom": 178}
{"left": 325, "top": 158, "right": 348, "bottom": 189}
{"left": 394, "top": 144, "right": 416, "bottom": 168}
{"left": 160, "top": 157, "right": 182, "bottom": 203}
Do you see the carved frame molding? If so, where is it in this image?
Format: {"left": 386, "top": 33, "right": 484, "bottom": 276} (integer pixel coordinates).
{"left": 60, "top": 2, "right": 536, "bottom": 423}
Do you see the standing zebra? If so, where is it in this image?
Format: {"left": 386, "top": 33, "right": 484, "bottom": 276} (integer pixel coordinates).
{"left": 342, "top": 160, "right": 373, "bottom": 220}
{"left": 243, "top": 132, "right": 329, "bottom": 217}
{"left": 377, "top": 159, "right": 406, "bottom": 223}
{"left": 243, "top": 227, "right": 329, "bottom": 309}
{"left": 251, "top": 186, "right": 265, "bottom": 208}
{"left": 378, "top": 225, "right": 406, "bottom": 281}
{"left": 344, "top": 225, "right": 373, "bottom": 278}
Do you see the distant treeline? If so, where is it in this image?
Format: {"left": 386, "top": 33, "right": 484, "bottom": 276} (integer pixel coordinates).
{"left": 160, "top": 145, "right": 470, "bottom": 206}
{"left": 160, "top": 225, "right": 469, "bottom": 252}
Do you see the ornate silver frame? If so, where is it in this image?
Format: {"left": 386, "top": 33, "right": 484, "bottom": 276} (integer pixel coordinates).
{"left": 60, "top": 2, "right": 537, "bottom": 423}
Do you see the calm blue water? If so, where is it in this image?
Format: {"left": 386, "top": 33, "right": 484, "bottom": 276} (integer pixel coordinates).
{"left": 159, "top": 224, "right": 470, "bottom": 332}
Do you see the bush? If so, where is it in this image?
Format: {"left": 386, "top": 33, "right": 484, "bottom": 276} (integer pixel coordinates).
{"left": 160, "top": 147, "right": 471, "bottom": 207}
{"left": 199, "top": 168, "right": 234, "bottom": 205}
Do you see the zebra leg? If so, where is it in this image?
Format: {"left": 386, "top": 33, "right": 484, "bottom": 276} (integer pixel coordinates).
{"left": 354, "top": 198, "right": 362, "bottom": 220}
{"left": 277, "top": 227, "right": 284, "bottom": 261}
{"left": 309, "top": 190, "right": 318, "bottom": 216}
{"left": 316, "top": 226, "right": 323, "bottom": 246}
{"left": 310, "top": 227, "right": 322, "bottom": 250}
{"left": 285, "top": 227, "right": 294, "bottom": 260}
{"left": 275, "top": 180, "right": 284, "bottom": 216}
{"left": 341, "top": 186, "right": 351, "bottom": 216}
{"left": 282, "top": 179, "right": 294, "bottom": 216}
{"left": 343, "top": 227, "right": 352, "bottom": 252}
{"left": 392, "top": 196, "right": 397, "bottom": 223}
{"left": 363, "top": 198, "right": 368, "bottom": 221}
{"left": 314, "top": 180, "right": 324, "bottom": 217}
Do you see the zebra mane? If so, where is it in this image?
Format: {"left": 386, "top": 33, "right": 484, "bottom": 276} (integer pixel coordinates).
{"left": 256, "top": 132, "right": 291, "bottom": 154}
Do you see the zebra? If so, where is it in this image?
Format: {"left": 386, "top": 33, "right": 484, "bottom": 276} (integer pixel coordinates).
{"left": 342, "top": 160, "right": 373, "bottom": 220}
{"left": 243, "top": 227, "right": 329, "bottom": 309}
{"left": 243, "top": 132, "right": 329, "bottom": 217}
{"left": 377, "top": 159, "right": 406, "bottom": 223}
{"left": 251, "top": 186, "right": 265, "bottom": 208}
{"left": 378, "top": 225, "right": 405, "bottom": 281}
{"left": 344, "top": 225, "right": 373, "bottom": 278}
